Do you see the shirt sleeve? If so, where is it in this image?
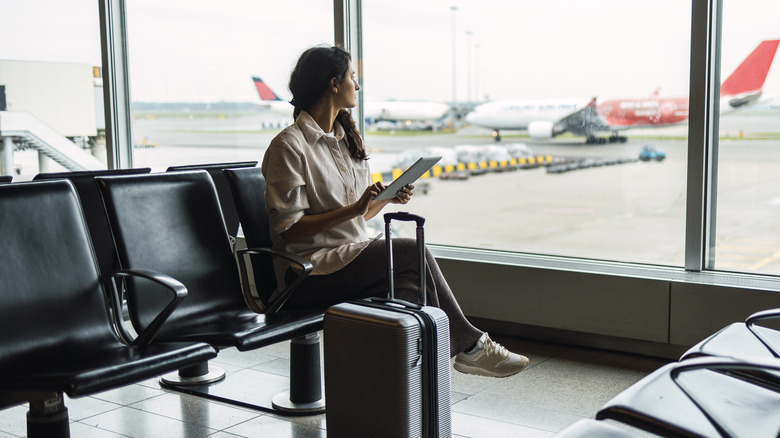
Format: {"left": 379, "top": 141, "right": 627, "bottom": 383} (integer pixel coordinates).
{"left": 263, "top": 138, "right": 309, "bottom": 235}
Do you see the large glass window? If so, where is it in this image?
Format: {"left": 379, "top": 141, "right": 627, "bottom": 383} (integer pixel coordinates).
{"left": 126, "top": 1, "right": 333, "bottom": 171}
{"left": 362, "top": 1, "right": 690, "bottom": 267}
{"left": 0, "top": 1, "right": 106, "bottom": 180}
{"left": 713, "top": 0, "right": 780, "bottom": 275}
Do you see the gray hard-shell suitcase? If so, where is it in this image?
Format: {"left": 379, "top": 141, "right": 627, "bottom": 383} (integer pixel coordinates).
{"left": 324, "top": 212, "right": 452, "bottom": 438}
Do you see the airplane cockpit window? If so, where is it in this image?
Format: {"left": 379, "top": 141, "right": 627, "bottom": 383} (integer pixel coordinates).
{"left": 0, "top": 0, "right": 107, "bottom": 181}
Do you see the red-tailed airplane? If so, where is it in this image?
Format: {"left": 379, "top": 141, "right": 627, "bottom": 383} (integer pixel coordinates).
{"left": 466, "top": 39, "right": 780, "bottom": 143}
{"left": 252, "top": 76, "right": 451, "bottom": 124}
{"left": 252, "top": 76, "right": 292, "bottom": 115}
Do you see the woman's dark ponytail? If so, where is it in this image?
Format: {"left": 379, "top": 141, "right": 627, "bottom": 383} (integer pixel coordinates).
{"left": 336, "top": 109, "right": 367, "bottom": 160}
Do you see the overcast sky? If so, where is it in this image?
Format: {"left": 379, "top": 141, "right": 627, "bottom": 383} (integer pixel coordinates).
{"left": 2, "top": 0, "right": 779, "bottom": 103}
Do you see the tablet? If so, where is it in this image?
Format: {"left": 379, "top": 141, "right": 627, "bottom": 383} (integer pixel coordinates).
{"left": 374, "top": 156, "right": 442, "bottom": 201}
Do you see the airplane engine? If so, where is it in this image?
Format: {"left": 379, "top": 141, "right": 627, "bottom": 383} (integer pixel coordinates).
{"left": 528, "top": 121, "right": 555, "bottom": 139}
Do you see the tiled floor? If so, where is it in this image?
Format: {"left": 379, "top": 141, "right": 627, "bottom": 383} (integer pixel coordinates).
{"left": 0, "top": 334, "right": 668, "bottom": 437}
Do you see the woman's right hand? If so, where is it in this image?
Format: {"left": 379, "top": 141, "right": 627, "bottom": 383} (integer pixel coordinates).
{"left": 353, "top": 182, "right": 383, "bottom": 216}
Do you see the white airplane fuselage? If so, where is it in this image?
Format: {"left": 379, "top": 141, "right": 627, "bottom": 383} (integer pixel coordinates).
{"left": 465, "top": 98, "right": 591, "bottom": 130}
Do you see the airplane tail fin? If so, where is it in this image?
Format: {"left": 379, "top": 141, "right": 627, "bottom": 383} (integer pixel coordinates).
{"left": 720, "top": 39, "right": 779, "bottom": 98}
{"left": 252, "top": 76, "right": 284, "bottom": 101}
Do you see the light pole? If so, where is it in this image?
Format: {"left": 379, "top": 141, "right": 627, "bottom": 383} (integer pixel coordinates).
{"left": 475, "top": 44, "right": 480, "bottom": 102}
{"left": 450, "top": 6, "right": 457, "bottom": 108}
{"left": 466, "top": 31, "right": 472, "bottom": 103}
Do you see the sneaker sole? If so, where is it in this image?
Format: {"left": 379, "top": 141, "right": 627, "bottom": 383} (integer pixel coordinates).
{"left": 453, "top": 359, "right": 528, "bottom": 378}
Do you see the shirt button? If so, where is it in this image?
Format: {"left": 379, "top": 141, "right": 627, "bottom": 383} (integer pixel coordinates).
{"left": 341, "top": 166, "right": 346, "bottom": 172}
{"left": 349, "top": 191, "right": 354, "bottom": 197}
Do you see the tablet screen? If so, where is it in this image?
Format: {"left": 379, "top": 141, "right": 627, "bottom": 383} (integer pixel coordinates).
{"left": 374, "top": 156, "right": 442, "bottom": 201}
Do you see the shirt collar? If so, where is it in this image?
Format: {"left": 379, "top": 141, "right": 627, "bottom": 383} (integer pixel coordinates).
{"left": 296, "top": 111, "right": 346, "bottom": 146}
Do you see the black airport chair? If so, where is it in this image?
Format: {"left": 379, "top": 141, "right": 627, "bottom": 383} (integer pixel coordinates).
{"left": 681, "top": 308, "right": 780, "bottom": 361}
{"left": 0, "top": 175, "right": 11, "bottom": 183}
{"left": 0, "top": 180, "right": 217, "bottom": 438}
{"left": 552, "top": 419, "right": 646, "bottom": 438}
{"left": 224, "top": 166, "right": 326, "bottom": 412}
{"left": 33, "top": 168, "right": 152, "bottom": 277}
{"left": 166, "top": 161, "right": 258, "bottom": 241}
{"left": 96, "top": 170, "right": 324, "bottom": 414}
{"left": 596, "top": 356, "right": 780, "bottom": 438}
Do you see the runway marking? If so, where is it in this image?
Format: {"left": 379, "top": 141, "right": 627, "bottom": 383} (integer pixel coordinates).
{"left": 713, "top": 237, "right": 780, "bottom": 271}
{"left": 750, "top": 250, "right": 780, "bottom": 271}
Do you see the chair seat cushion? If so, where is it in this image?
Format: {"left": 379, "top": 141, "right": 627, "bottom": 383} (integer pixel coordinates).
{"left": 0, "top": 341, "right": 216, "bottom": 397}
{"left": 153, "top": 309, "right": 323, "bottom": 351}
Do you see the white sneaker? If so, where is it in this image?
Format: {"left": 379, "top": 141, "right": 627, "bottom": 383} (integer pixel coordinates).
{"left": 453, "top": 333, "right": 529, "bottom": 378}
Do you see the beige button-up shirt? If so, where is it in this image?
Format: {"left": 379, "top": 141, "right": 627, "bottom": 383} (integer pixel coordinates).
{"left": 262, "top": 112, "right": 373, "bottom": 296}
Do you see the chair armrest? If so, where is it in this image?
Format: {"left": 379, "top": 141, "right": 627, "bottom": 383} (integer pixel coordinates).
{"left": 746, "top": 308, "right": 780, "bottom": 325}
{"left": 746, "top": 308, "right": 780, "bottom": 357}
{"left": 236, "top": 247, "right": 313, "bottom": 315}
{"left": 107, "top": 268, "right": 187, "bottom": 346}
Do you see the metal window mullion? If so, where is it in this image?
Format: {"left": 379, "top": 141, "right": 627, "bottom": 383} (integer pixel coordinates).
{"left": 99, "top": 0, "right": 134, "bottom": 169}
{"left": 685, "top": 0, "right": 721, "bottom": 271}
{"left": 334, "top": 0, "right": 364, "bottom": 138}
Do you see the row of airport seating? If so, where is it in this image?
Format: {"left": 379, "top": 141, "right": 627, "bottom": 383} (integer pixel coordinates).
{"left": 554, "top": 308, "right": 780, "bottom": 437}
{"left": 0, "top": 163, "right": 327, "bottom": 437}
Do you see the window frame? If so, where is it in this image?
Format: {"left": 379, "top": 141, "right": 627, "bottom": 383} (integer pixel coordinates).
{"left": 98, "top": 0, "right": 780, "bottom": 286}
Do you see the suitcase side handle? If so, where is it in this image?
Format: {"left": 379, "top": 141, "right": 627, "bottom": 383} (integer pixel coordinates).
{"left": 366, "top": 296, "right": 423, "bottom": 310}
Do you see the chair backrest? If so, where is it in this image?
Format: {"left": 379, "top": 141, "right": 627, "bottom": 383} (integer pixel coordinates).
{"left": 166, "top": 161, "right": 258, "bottom": 239}
{"left": 97, "top": 170, "right": 245, "bottom": 338}
{"left": 0, "top": 175, "right": 11, "bottom": 184}
{"left": 0, "top": 180, "right": 117, "bottom": 370}
{"left": 223, "top": 166, "right": 276, "bottom": 305}
{"left": 34, "top": 168, "right": 152, "bottom": 276}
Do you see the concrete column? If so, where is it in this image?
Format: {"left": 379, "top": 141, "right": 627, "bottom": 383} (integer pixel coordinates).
{"left": 38, "top": 150, "right": 52, "bottom": 174}
{"left": 1, "top": 136, "right": 13, "bottom": 176}
{"left": 91, "top": 130, "right": 108, "bottom": 165}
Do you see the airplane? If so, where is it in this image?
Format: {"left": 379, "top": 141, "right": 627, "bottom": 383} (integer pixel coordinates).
{"left": 466, "top": 39, "right": 780, "bottom": 143}
{"left": 252, "top": 76, "right": 294, "bottom": 115}
{"left": 252, "top": 76, "right": 452, "bottom": 124}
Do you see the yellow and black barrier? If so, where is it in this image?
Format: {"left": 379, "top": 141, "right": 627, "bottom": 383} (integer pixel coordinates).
{"left": 372, "top": 155, "right": 554, "bottom": 183}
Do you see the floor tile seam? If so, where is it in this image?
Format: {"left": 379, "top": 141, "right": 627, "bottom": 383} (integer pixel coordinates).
{"left": 106, "top": 403, "right": 225, "bottom": 432}
{"left": 476, "top": 369, "right": 623, "bottom": 390}
{"left": 72, "top": 419, "right": 134, "bottom": 437}
{"left": 449, "top": 379, "right": 505, "bottom": 399}
{"left": 247, "top": 364, "right": 291, "bottom": 378}
{"left": 513, "top": 369, "right": 649, "bottom": 390}
{"left": 0, "top": 426, "right": 24, "bottom": 438}
{"left": 211, "top": 359, "right": 273, "bottom": 370}
{"left": 69, "top": 401, "right": 126, "bottom": 422}
{"left": 453, "top": 411, "right": 558, "bottom": 435}
{"left": 451, "top": 403, "right": 577, "bottom": 432}
{"left": 454, "top": 386, "right": 606, "bottom": 419}
{"left": 89, "top": 390, "right": 165, "bottom": 407}
{"left": 463, "top": 396, "right": 600, "bottom": 420}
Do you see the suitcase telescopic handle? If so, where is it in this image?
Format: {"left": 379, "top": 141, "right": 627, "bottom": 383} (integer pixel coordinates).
{"left": 384, "top": 212, "right": 427, "bottom": 305}
{"left": 384, "top": 211, "right": 425, "bottom": 227}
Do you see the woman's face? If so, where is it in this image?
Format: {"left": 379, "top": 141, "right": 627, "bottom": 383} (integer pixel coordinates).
{"left": 335, "top": 63, "right": 359, "bottom": 109}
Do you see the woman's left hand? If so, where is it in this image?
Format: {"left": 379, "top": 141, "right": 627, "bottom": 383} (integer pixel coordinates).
{"left": 391, "top": 183, "right": 413, "bottom": 204}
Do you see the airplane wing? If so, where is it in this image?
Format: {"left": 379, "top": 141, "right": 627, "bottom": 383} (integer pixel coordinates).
{"left": 554, "top": 97, "right": 611, "bottom": 137}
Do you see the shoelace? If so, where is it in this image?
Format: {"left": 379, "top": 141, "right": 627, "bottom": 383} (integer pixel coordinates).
{"left": 484, "top": 337, "right": 509, "bottom": 358}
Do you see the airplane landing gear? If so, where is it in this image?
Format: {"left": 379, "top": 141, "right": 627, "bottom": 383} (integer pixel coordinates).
{"left": 586, "top": 136, "right": 606, "bottom": 144}
{"left": 493, "top": 130, "right": 502, "bottom": 142}
{"left": 608, "top": 134, "right": 627, "bottom": 143}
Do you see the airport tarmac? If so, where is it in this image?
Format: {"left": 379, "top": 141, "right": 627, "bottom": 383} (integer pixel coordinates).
{"left": 9, "top": 111, "right": 780, "bottom": 275}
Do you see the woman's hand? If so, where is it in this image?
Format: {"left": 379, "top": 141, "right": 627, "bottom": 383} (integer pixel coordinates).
{"left": 353, "top": 182, "right": 383, "bottom": 216}
{"left": 389, "top": 183, "right": 414, "bottom": 205}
